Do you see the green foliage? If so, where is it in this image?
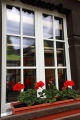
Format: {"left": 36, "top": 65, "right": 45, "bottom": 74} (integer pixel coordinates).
{"left": 18, "top": 89, "right": 37, "bottom": 106}
{"left": 18, "top": 89, "right": 45, "bottom": 106}
{"left": 17, "top": 82, "right": 80, "bottom": 107}
{"left": 59, "top": 88, "right": 80, "bottom": 100}
{"left": 38, "top": 84, "right": 60, "bottom": 103}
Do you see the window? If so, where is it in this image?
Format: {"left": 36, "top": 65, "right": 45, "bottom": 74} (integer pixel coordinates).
{"left": 2, "top": 1, "right": 71, "bottom": 115}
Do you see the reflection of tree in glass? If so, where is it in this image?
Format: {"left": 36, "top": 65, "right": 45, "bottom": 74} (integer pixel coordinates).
{"left": 7, "top": 36, "right": 20, "bottom": 63}
{"left": 7, "top": 36, "right": 15, "bottom": 55}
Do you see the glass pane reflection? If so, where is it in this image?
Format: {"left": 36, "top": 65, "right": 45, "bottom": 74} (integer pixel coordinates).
{"left": 44, "top": 41, "right": 54, "bottom": 66}
{"left": 6, "top": 5, "right": 20, "bottom": 34}
{"left": 23, "top": 69, "right": 36, "bottom": 90}
{"left": 54, "top": 17, "right": 64, "bottom": 40}
{"left": 6, "top": 69, "right": 20, "bottom": 102}
{"left": 22, "top": 9, "right": 35, "bottom": 36}
{"left": 43, "top": 14, "right": 53, "bottom": 39}
{"left": 6, "top": 36, "right": 21, "bottom": 66}
{"left": 23, "top": 38, "right": 36, "bottom": 66}
{"left": 45, "top": 69, "right": 55, "bottom": 89}
{"left": 56, "top": 42, "right": 66, "bottom": 66}
{"left": 58, "top": 69, "right": 67, "bottom": 90}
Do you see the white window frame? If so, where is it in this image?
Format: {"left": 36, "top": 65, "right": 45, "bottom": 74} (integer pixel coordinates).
{"left": 1, "top": 0, "right": 71, "bottom": 117}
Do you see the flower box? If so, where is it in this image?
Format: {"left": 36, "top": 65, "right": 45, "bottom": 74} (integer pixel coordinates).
{"left": 11, "top": 80, "right": 80, "bottom": 116}
{"left": 11, "top": 98, "right": 80, "bottom": 115}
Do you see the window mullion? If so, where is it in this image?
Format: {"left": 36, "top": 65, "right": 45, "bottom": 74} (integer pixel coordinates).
{"left": 20, "top": 7, "right": 23, "bottom": 84}
{"left": 63, "top": 17, "right": 71, "bottom": 80}
{"left": 35, "top": 11, "right": 39, "bottom": 83}
{"left": 53, "top": 16, "right": 59, "bottom": 89}
{"left": 1, "top": 2, "right": 7, "bottom": 114}
{"left": 54, "top": 41, "right": 59, "bottom": 89}
{"left": 37, "top": 11, "right": 45, "bottom": 89}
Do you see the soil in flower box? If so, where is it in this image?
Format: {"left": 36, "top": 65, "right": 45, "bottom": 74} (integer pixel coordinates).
{"left": 13, "top": 102, "right": 42, "bottom": 108}
{"left": 13, "top": 103, "right": 27, "bottom": 108}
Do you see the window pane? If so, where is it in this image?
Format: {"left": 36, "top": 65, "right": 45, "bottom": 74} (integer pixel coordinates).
{"left": 44, "top": 41, "right": 54, "bottom": 66}
{"left": 6, "top": 69, "right": 20, "bottom": 102}
{"left": 6, "top": 5, "right": 20, "bottom": 34}
{"left": 43, "top": 14, "right": 53, "bottom": 39}
{"left": 45, "top": 69, "right": 55, "bottom": 89}
{"left": 58, "top": 69, "right": 67, "bottom": 90}
{"left": 23, "top": 69, "right": 36, "bottom": 90}
{"left": 22, "top": 9, "right": 35, "bottom": 36}
{"left": 23, "top": 38, "right": 36, "bottom": 66}
{"left": 6, "top": 36, "right": 21, "bottom": 66}
{"left": 54, "top": 17, "right": 64, "bottom": 40}
{"left": 56, "top": 42, "right": 66, "bottom": 66}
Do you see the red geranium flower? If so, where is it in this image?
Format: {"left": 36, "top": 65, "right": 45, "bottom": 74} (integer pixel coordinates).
{"left": 35, "top": 81, "right": 44, "bottom": 90}
{"left": 38, "top": 81, "right": 44, "bottom": 87}
{"left": 35, "top": 84, "right": 39, "bottom": 90}
{"left": 13, "top": 83, "right": 25, "bottom": 91}
{"left": 64, "top": 80, "right": 75, "bottom": 87}
{"left": 20, "top": 84, "right": 25, "bottom": 89}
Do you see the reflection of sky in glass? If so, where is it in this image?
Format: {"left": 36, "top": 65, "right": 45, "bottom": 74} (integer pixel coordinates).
{"left": 54, "top": 20, "right": 60, "bottom": 37}
{"left": 8, "top": 37, "right": 20, "bottom": 50}
{"left": 7, "top": 6, "right": 35, "bottom": 36}
{"left": 22, "top": 10, "right": 35, "bottom": 36}
{"left": 7, "top": 7, "right": 20, "bottom": 21}
{"left": 23, "top": 38, "right": 35, "bottom": 48}
{"left": 22, "top": 10, "right": 34, "bottom": 24}
{"left": 54, "top": 17, "right": 64, "bottom": 40}
{"left": 7, "top": 7, "right": 20, "bottom": 34}
{"left": 7, "top": 7, "right": 34, "bottom": 24}
{"left": 43, "top": 15, "right": 53, "bottom": 39}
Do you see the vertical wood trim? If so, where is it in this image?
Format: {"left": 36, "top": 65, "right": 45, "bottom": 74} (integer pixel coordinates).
{"left": 0, "top": 0, "right": 2, "bottom": 118}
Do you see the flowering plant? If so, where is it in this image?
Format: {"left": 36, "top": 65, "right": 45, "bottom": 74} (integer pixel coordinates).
{"left": 35, "top": 81, "right": 45, "bottom": 90}
{"left": 35, "top": 81, "right": 60, "bottom": 103}
{"left": 13, "top": 83, "right": 25, "bottom": 91}
{"left": 59, "top": 80, "right": 80, "bottom": 100}
{"left": 13, "top": 80, "right": 80, "bottom": 106}
{"left": 62, "top": 80, "right": 75, "bottom": 89}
